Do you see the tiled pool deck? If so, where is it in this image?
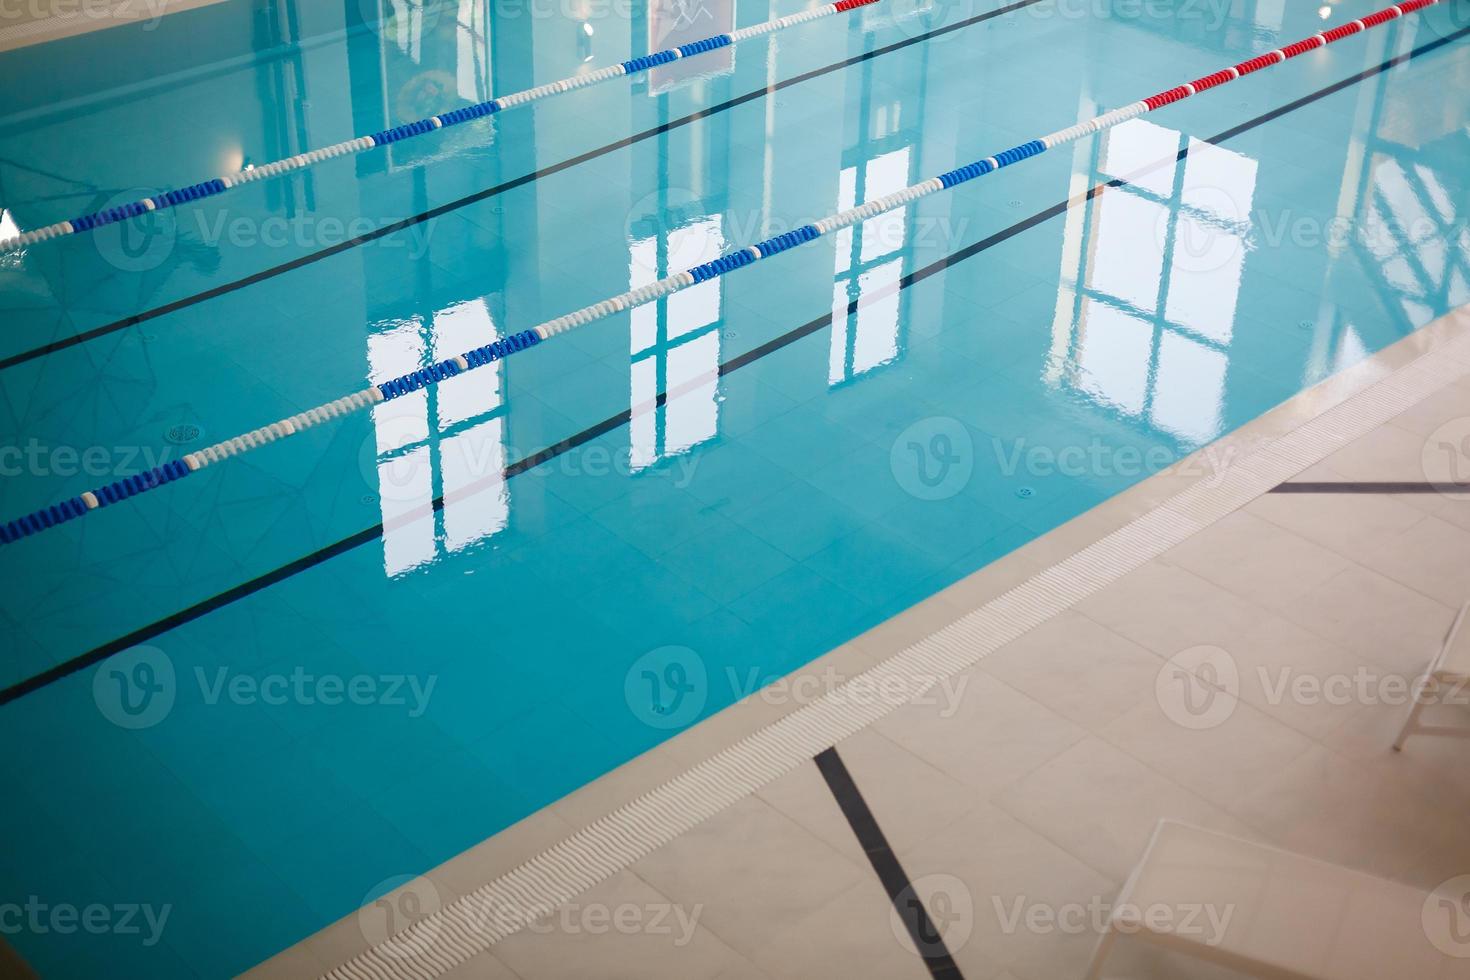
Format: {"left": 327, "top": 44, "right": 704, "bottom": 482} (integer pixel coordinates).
{"left": 250, "top": 304, "right": 1470, "bottom": 980}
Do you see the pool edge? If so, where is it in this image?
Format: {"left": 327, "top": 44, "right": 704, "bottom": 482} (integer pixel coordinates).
{"left": 247, "top": 301, "right": 1470, "bottom": 980}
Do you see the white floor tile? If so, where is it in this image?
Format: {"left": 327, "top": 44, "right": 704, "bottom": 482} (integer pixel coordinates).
{"left": 629, "top": 796, "right": 866, "bottom": 965}
{"left": 995, "top": 736, "right": 1255, "bottom": 882}
{"left": 1160, "top": 510, "right": 1351, "bottom": 612}
{"left": 1074, "top": 561, "right": 1266, "bottom": 659}
{"left": 978, "top": 611, "right": 1163, "bottom": 732}
{"left": 874, "top": 670, "right": 1087, "bottom": 797}
{"left": 1273, "top": 564, "right": 1457, "bottom": 673}
{"left": 1098, "top": 688, "right": 1315, "bottom": 814}
{"left": 492, "top": 870, "right": 752, "bottom": 980}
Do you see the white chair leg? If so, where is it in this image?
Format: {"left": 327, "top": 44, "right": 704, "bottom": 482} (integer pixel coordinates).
{"left": 1084, "top": 923, "right": 1117, "bottom": 980}
{"left": 1394, "top": 674, "right": 1437, "bottom": 751}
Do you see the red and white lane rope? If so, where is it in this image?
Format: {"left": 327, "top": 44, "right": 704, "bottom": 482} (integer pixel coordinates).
{"left": 0, "top": 0, "right": 1447, "bottom": 545}
{"left": 0, "top": 0, "right": 884, "bottom": 256}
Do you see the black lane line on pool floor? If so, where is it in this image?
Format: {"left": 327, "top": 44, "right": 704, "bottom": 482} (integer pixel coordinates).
{"left": 4, "top": 23, "right": 1467, "bottom": 708}
{"left": 815, "top": 747, "right": 965, "bottom": 978}
{"left": 0, "top": 0, "right": 1047, "bottom": 374}
{"left": 1270, "top": 481, "right": 1470, "bottom": 493}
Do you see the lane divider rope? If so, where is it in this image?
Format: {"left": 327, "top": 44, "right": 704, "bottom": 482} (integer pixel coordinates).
{"left": 0, "top": 0, "right": 1443, "bottom": 546}
{"left": 0, "top": 0, "right": 884, "bottom": 256}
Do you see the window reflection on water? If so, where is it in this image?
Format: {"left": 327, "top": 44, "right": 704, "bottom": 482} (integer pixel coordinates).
{"left": 369, "top": 300, "right": 510, "bottom": 576}
{"left": 628, "top": 214, "right": 724, "bottom": 471}
{"left": 1048, "top": 117, "right": 1255, "bottom": 447}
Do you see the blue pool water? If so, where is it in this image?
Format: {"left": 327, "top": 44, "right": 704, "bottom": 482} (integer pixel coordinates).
{"left": 1, "top": 0, "right": 1468, "bottom": 973}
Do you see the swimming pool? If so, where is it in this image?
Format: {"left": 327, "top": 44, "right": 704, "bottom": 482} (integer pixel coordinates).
{"left": 1, "top": 0, "right": 1467, "bottom": 973}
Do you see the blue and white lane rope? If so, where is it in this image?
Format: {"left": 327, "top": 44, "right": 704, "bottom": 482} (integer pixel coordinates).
{"left": 0, "top": 0, "right": 884, "bottom": 256}
{"left": 0, "top": 0, "right": 1444, "bottom": 545}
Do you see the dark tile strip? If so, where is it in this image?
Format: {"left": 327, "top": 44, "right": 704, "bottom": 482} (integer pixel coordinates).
{"left": 1270, "top": 481, "right": 1470, "bottom": 494}
{"left": 814, "top": 747, "right": 965, "bottom": 978}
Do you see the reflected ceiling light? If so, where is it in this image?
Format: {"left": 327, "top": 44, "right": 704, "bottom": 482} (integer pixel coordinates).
{"left": 1318, "top": 4, "right": 1332, "bottom": 16}
{"left": 579, "top": 20, "right": 594, "bottom": 61}
{"left": 221, "top": 143, "right": 245, "bottom": 175}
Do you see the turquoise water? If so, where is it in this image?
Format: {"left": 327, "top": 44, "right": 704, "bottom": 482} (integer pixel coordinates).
{"left": 0, "top": 0, "right": 1467, "bottom": 973}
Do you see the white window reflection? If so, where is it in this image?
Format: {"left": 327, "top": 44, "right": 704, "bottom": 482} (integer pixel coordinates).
{"left": 628, "top": 215, "right": 724, "bottom": 472}
{"left": 455, "top": 0, "right": 490, "bottom": 101}
{"left": 368, "top": 299, "right": 510, "bottom": 576}
{"left": 1050, "top": 118, "right": 1257, "bottom": 446}
{"left": 376, "top": 0, "right": 428, "bottom": 58}
{"left": 1, "top": 209, "right": 22, "bottom": 268}
{"left": 371, "top": 0, "right": 489, "bottom": 66}
{"left": 367, "top": 0, "right": 493, "bottom": 173}
{"left": 830, "top": 146, "right": 912, "bottom": 386}
{"left": 1357, "top": 155, "right": 1470, "bottom": 321}
{"left": 1304, "top": 67, "right": 1469, "bottom": 378}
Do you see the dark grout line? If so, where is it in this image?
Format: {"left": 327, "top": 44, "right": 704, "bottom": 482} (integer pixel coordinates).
{"left": 1270, "top": 481, "right": 1470, "bottom": 494}
{"left": 0, "top": 0, "right": 1047, "bottom": 374}
{"left": 4, "top": 23, "right": 1468, "bottom": 708}
{"left": 814, "top": 747, "right": 966, "bottom": 979}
